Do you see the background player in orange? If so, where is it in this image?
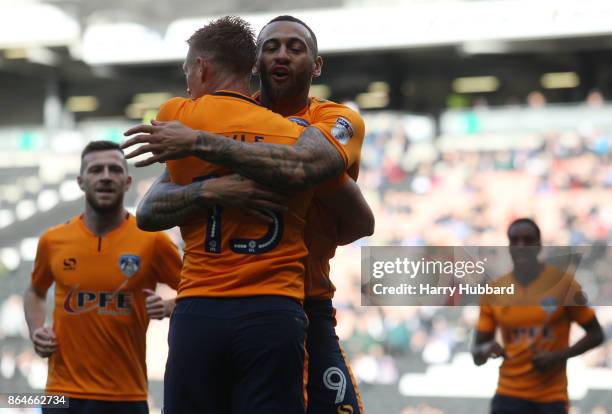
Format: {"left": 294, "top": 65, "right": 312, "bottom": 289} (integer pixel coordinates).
{"left": 122, "top": 15, "right": 372, "bottom": 414}
{"left": 472, "top": 218, "right": 605, "bottom": 414}
{"left": 123, "top": 17, "right": 329, "bottom": 414}
{"left": 23, "top": 141, "right": 181, "bottom": 414}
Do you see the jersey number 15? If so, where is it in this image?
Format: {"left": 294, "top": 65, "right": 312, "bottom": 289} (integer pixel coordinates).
{"left": 194, "top": 175, "right": 284, "bottom": 254}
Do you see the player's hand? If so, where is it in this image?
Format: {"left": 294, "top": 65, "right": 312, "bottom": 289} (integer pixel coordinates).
{"left": 143, "top": 289, "right": 167, "bottom": 320}
{"left": 203, "top": 174, "right": 289, "bottom": 224}
{"left": 532, "top": 350, "right": 566, "bottom": 372}
{"left": 30, "top": 326, "right": 58, "bottom": 358}
{"left": 474, "top": 340, "right": 505, "bottom": 362}
{"left": 122, "top": 120, "right": 199, "bottom": 167}
{"left": 484, "top": 341, "right": 505, "bottom": 359}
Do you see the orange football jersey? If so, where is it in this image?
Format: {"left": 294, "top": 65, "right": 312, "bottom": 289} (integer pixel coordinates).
{"left": 31, "top": 214, "right": 181, "bottom": 401}
{"left": 285, "top": 98, "right": 365, "bottom": 299}
{"left": 160, "top": 91, "right": 314, "bottom": 301}
{"left": 477, "top": 264, "right": 595, "bottom": 402}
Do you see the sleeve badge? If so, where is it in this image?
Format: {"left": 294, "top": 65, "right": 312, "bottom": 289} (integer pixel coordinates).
{"left": 331, "top": 117, "right": 354, "bottom": 145}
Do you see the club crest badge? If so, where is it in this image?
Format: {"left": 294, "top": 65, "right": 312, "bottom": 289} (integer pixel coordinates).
{"left": 540, "top": 296, "right": 558, "bottom": 316}
{"left": 331, "top": 117, "right": 354, "bottom": 145}
{"left": 119, "top": 254, "right": 140, "bottom": 277}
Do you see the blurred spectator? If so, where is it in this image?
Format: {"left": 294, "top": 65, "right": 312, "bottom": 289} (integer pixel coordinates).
{"left": 527, "top": 91, "right": 547, "bottom": 108}
{"left": 586, "top": 90, "right": 605, "bottom": 108}
{"left": 0, "top": 295, "right": 28, "bottom": 339}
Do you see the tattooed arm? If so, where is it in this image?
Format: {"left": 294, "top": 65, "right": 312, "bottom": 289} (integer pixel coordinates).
{"left": 136, "top": 168, "right": 207, "bottom": 231}
{"left": 136, "top": 168, "right": 289, "bottom": 232}
{"left": 123, "top": 122, "right": 345, "bottom": 190}
{"left": 192, "top": 126, "right": 344, "bottom": 190}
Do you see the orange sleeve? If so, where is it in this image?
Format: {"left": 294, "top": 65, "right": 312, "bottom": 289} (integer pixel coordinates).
{"left": 31, "top": 232, "right": 54, "bottom": 295}
{"left": 314, "top": 173, "right": 350, "bottom": 197}
{"left": 311, "top": 103, "right": 365, "bottom": 170}
{"left": 563, "top": 277, "right": 590, "bottom": 306}
{"left": 566, "top": 306, "right": 596, "bottom": 325}
{"left": 477, "top": 304, "right": 497, "bottom": 333}
{"left": 151, "top": 232, "right": 182, "bottom": 290}
{"left": 156, "top": 97, "right": 185, "bottom": 122}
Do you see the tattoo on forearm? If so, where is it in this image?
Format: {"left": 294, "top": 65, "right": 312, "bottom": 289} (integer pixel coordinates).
{"left": 192, "top": 127, "right": 344, "bottom": 190}
{"left": 137, "top": 170, "right": 207, "bottom": 231}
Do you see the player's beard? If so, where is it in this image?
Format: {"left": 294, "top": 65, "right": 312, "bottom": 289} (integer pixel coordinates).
{"left": 260, "top": 67, "right": 312, "bottom": 105}
{"left": 85, "top": 191, "right": 124, "bottom": 214}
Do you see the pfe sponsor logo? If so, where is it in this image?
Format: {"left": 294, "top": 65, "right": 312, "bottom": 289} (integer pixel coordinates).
{"left": 63, "top": 285, "right": 132, "bottom": 316}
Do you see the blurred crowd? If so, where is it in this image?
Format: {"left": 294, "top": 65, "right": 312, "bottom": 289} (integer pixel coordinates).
{"left": 0, "top": 103, "right": 611, "bottom": 412}
{"left": 328, "top": 109, "right": 612, "bottom": 410}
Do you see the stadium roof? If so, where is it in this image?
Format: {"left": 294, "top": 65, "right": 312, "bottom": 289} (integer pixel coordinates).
{"left": 43, "top": 0, "right": 342, "bottom": 28}
{"left": 2, "top": 0, "right": 612, "bottom": 65}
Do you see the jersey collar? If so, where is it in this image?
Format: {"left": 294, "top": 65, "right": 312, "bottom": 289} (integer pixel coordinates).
{"left": 213, "top": 90, "right": 261, "bottom": 106}
{"left": 77, "top": 212, "right": 131, "bottom": 238}
{"left": 251, "top": 91, "right": 311, "bottom": 117}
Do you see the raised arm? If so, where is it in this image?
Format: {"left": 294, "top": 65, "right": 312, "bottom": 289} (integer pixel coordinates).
{"left": 122, "top": 121, "right": 345, "bottom": 190}
{"left": 137, "top": 168, "right": 289, "bottom": 232}
{"left": 317, "top": 176, "right": 374, "bottom": 245}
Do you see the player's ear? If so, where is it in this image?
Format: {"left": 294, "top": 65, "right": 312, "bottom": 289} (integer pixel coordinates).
{"left": 196, "top": 56, "right": 207, "bottom": 81}
{"left": 124, "top": 175, "right": 133, "bottom": 192}
{"left": 77, "top": 175, "right": 85, "bottom": 191}
{"left": 252, "top": 63, "right": 259, "bottom": 76}
{"left": 313, "top": 55, "right": 323, "bottom": 78}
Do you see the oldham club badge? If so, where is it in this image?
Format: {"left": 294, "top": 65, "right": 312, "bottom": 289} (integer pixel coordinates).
{"left": 540, "top": 296, "right": 558, "bottom": 317}
{"left": 331, "top": 117, "right": 354, "bottom": 145}
{"left": 119, "top": 254, "right": 140, "bottom": 278}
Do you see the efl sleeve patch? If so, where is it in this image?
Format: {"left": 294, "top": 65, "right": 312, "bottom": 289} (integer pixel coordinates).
{"left": 331, "top": 117, "right": 354, "bottom": 145}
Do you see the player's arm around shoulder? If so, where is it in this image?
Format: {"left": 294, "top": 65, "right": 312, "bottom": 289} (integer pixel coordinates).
{"left": 122, "top": 115, "right": 348, "bottom": 191}
{"left": 136, "top": 167, "right": 209, "bottom": 231}
{"left": 136, "top": 168, "right": 290, "bottom": 231}
{"left": 317, "top": 173, "right": 374, "bottom": 245}
{"left": 188, "top": 123, "right": 347, "bottom": 190}
{"left": 210, "top": 100, "right": 367, "bottom": 190}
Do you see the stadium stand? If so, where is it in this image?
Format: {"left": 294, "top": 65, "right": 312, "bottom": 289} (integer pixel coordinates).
{"left": 1, "top": 1, "right": 611, "bottom": 412}
{"left": 0, "top": 105, "right": 610, "bottom": 413}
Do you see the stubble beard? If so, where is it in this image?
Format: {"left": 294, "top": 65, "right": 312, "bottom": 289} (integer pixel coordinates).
{"left": 85, "top": 192, "right": 124, "bottom": 215}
